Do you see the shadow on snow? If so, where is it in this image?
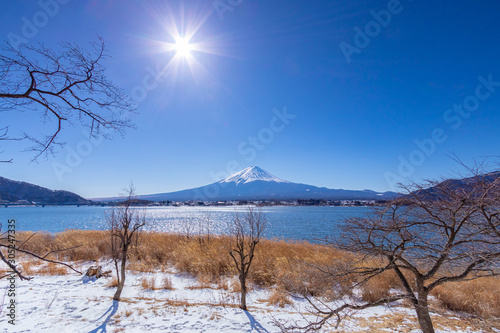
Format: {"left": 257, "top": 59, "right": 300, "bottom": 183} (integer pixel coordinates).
{"left": 244, "top": 310, "right": 269, "bottom": 333}
{"left": 88, "top": 300, "right": 119, "bottom": 333}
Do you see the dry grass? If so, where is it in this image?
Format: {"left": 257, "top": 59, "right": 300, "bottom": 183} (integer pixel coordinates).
{"left": 216, "top": 278, "right": 230, "bottom": 291}
{"left": 186, "top": 274, "right": 216, "bottom": 290}
{"left": 161, "top": 297, "right": 241, "bottom": 309}
{"left": 140, "top": 276, "right": 157, "bottom": 290}
{"left": 261, "top": 240, "right": 355, "bottom": 300}
{"left": 37, "top": 263, "right": 68, "bottom": 275}
{"left": 361, "top": 271, "right": 400, "bottom": 303}
{"left": 432, "top": 277, "right": 500, "bottom": 318}
{"left": 343, "top": 311, "right": 420, "bottom": 333}
{"left": 345, "top": 311, "right": 500, "bottom": 333}
{"left": 209, "top": 311, "right": 222, "bottom": 320}
{"left": 12, "top": 230, "right": 500, "bottom": 320}
{"left": 16, "top": 230, "right": 111, "bottom": 262}
{"left": 161, "top": 276, "right": 174, "bottom": 290}
{"left": 129, "top": 261, "right": 157, "bottom": 273}
{"left": 20, "top": 260, "right": 42, "bottom": 276}
{"left": 14, "top": 231, "right": 348, "bottom": 294}
{"left": 267, "top": 288, "right": 293, "bottom": 308}
{"left": 107, "top": 276, "right": 119, "bottom": 288}
{"left": 170, "top": 236, "right": 231, "bottom": 281}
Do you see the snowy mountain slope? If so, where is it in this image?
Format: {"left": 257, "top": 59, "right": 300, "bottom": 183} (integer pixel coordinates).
{"left": 136, "top": 166, "right": 397, "bottom": 202}
{"left": 219, "top": 166, "right": 289, "bottom": 185}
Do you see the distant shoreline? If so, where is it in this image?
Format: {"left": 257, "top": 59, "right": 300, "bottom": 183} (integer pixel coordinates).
{"left": 0, "top": 199, "right": 389, "bottom": 208}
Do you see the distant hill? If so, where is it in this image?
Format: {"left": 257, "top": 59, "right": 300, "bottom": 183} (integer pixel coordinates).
{"left": 0, "top": 176, "right": 90, "bottom": 205}
{"left": 132, "top": 166, "right": 398, "bottom": 202}
{"left": 412, "top": 170, "right": 500, "bottom": 200}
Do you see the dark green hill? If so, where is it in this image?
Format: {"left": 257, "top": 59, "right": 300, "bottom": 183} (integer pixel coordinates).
{"left": 0, "top": 176, "right": 90, "bottom": 205}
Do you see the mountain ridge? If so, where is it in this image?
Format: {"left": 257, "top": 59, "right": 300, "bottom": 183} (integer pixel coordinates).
{"left": 411, "top": 170, "right": 500, "bottom": 200}
{"left": 133, "top": 166, "right": 398, "bottom": 202}
{"left": 0, "top": 176, "right": 90, "bottom": 205}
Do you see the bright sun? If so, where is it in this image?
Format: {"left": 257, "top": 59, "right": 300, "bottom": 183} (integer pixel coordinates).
{"left": 158, "top": 21, "right": 217, "bottom": 81}
{"left": 173, "top": 37, "right": 192, "bottom": 58}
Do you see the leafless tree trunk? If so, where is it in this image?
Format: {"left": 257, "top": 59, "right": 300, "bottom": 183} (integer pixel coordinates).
{"left": 0, "top": 37, "right": 134, "bottom": 161}
{"left": 227, "top": 207, "right": 266, "bottom": 310}
{"left": 108, "top": 184, "right": 146, "bottom": 301}
{"left": 289, "top": 164, "right": 500, "bottom": 333}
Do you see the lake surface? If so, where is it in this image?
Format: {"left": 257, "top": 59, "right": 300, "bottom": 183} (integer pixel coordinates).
{"left": 0, "top": 206, "right": 372, "bottom": 242}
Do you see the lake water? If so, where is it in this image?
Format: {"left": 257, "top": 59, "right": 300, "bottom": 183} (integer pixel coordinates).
{"left": 0, "top": 206, "right": 372, "bottom": 242}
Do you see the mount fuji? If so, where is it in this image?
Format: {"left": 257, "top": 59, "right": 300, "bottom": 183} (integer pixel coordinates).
{"left": 137, "top": 166, "right": 397, "bottom": 202}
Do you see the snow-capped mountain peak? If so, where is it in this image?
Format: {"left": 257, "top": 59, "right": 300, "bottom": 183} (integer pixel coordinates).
{"left": 136, "top": 166, "right": 398, "bottom": 201}
{"left": 219, "top": 166, "right": 289, "bottom": 185}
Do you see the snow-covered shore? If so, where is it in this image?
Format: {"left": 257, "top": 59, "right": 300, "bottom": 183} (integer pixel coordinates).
{"left": 0, "top": 260, "right": 496, "bottom": 332}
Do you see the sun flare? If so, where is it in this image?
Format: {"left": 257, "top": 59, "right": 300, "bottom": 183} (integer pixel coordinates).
{"left": 173, "top": 37, "right": 192, "bottom": 59}
{"left": 153, "top": 14, "right": 225, "bottom": 85}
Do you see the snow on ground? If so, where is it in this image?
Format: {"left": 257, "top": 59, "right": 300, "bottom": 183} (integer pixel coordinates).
{"left": 0, "top": 260, "right": 495, "bottom": 332}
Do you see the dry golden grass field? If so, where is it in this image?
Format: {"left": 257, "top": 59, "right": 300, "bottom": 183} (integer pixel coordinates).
{"left": 4, "top": 229, "right": 500, "bottom": 331}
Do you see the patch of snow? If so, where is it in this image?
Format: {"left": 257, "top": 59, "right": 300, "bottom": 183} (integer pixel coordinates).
{"left": 219, "top": 166, "right": 290, "bottom": 185}
{"left": 0, "top": 259, "right": 490, "bottom": 332}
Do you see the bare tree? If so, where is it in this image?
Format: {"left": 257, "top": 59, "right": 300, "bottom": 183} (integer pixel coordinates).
{"left": 0, "top": 127, "right": 19, "bottom": 163}
{"left": 292, "top": 169, "right": 500, "bottom": 333}
{"left": 0, "top": 37, "right": 134, "bottom": 161}
{"left": 227, "top": 207, "right": 266, "bottom": 310}
{"left": 108, "top": 185, "right": 146, "bottom": 301}
{"left": 474, "top": 172, "right": 500, "bottom": 239}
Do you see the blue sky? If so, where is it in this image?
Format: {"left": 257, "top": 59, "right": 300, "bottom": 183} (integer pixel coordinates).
{"left": 1, "top": 0, "right": 500, "bottom": 198}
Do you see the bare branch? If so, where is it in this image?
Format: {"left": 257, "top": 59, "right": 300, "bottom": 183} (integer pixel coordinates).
{"left": 291, "top": 160, "right": 500, "bottom": 333}
{"left": 227, "top": 207, "right": 267, "bottom": 310}
{"left": 0, "top": 37, "right": 136, "bottom": 161}
{"left": 108, "top": 183, "right": 148, "bottom": 301}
